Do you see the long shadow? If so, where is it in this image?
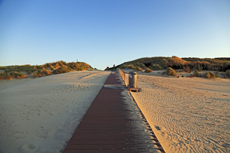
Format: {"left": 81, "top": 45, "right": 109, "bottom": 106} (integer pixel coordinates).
{"left": 212, "top": 98, "right": 230, "bottom": 102}
{"left": 204, "top": 83, "right": 230, "bottom": 87}
{"left": 196, "top": 88, "right": 230, "bottom": 93}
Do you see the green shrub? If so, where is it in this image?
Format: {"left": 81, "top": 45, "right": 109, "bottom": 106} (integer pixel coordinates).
{"left": 226, "top": 70, "right": 230, "bottom": 77}
{"left": 120, "top": 64, "right": 127, "bottom": 69}
{"left": 166, "top": 67, "right": 177, "bottom": 76}
{"left": 151, "top": 64, "right": 163, "bottom": 70}
{"left": 145, "top": 68, "right": 153, "bottom": 73}
{"left": 193, "top": 70, "right": 200, "bottom": 77}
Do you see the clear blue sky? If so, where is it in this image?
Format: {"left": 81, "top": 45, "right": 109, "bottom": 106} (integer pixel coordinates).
{"left": 0, "top": 0, "right": 230, "bottom": 70}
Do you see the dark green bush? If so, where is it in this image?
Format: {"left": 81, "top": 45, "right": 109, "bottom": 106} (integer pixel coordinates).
{"left": 151, "top": 64, "right": 163, "bottom": 70}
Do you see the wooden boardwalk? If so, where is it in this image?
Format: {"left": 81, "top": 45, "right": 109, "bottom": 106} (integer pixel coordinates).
{"left": 63, "top": 72, "right": 165, "bottom": 153}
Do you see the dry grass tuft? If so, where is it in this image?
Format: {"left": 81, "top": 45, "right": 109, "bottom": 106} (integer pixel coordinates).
{"left": 209, "top": 72, "right": 216, "bottom": 78}
{"left": 145, "top": 68, "right": 153, "bottom": 73}
{"left": 53, "top": 66, "right": 72, "bottom": 74}
{"left": 204, "top": 72, "right": 216, "bottom": 79}
{"left": 166, "top": 67, "right": 177, "bottom": 76}
{"left": 183, "top": 66, "right": 192, "bottom": 73}
{"left": 0, "top": 72, "right": 27, "bottom": 80}
{"left": 136, "top": 67, "right": 142, "bottom": 71}
{"left": 226, "top": 70, "right": 230, "bottom": 77}
{"left": 193, "top": 70, "right": 200, "bottom": 77}
{"left": 127, "top": 64, "right": 136, "bottom": 70}
{"left": 34, "top": 68, "right": 52, "bottom": 77}
{"left": 205, "top": 72, "right": 211, "bottom": 78}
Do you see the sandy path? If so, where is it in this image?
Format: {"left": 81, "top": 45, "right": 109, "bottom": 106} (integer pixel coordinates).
{"left": 0, "top": 71, "right": 110, "bottom": 153}
{"left": 131, "top": 74, "right": 230, "bottom": 153}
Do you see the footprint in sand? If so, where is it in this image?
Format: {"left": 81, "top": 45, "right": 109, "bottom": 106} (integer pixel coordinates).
{"left": 20, "top": 144, "right": 36, "bottom": 153}
{"left": 155, "top": 126, "right": 161, "bottom": 130}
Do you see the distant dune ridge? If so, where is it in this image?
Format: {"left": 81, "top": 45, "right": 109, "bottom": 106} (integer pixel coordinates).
{"left": 0, "top": 61, "right": 93, "bottom": 80}
{"left": 106, "top": 56, "right": 230, "bottom": 72}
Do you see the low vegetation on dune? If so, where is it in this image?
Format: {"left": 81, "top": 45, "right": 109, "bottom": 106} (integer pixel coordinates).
{"left": 105, "top": 56, "right": 230, "bottom": 79}
{"left": 33, "top": 68, "right": 52, "bottom": 77}
{"left": 203, "top": 72, "right": 219, "bottom": 79}
{"left": 145, "top": 68, "right": 153, "bottom": 73}
{"left": 135, "top": 67, "right": 142, "bottom": 71}
{"left": 67, "top": 62, "right": 92, "bottom": 71}
{"left": 53, "top": 65, "right": 72, "bottom": 74}
{"left": 106, "top": 56, "right": 230, "bottom": 72}
{"left": 226, "top": 70, "right": 230, "bottom": 77}
{"left": 166, "top": 67, "right": 177, "bottom": 76}
{"left": 0, "top": 71, "right": 27, "bottom": 80}
{"left": 193, "top": 70, "right": 200, "bottom": 77}
{"left": 0, "top": 61, "right": 93, "bottom": 80}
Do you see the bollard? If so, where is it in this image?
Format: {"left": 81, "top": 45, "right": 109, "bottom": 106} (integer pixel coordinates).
{"left": 129, "top": 72, "right": 137, "bottom": 88}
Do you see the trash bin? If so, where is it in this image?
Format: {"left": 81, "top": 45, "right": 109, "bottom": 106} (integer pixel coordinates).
{"left": 129, "top": 72, "right": 137, "bottom": 88}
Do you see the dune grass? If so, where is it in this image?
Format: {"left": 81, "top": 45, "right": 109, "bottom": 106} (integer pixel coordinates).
{"left": 193, "top": 70, "right": 200, "bottom": 77}
{"left": 53, "top": 66, "right": 72, "bottom": 74}
{"left": 145, "top": 68, "right": 153, "bottom": 73}
{"left": 33, "top": 68, "right": 52, "bottom": 77}
{"left": 204, "top": 72, "right": 217, "bottom": 79}
{"left": 107, "top": 56, "right": 230, "bottom": 72}
{"left": 226, "top": 70, "right": 230, "bottom": 77}
{"left": 166, "top": 67, "right": 177, "bottom": 76}
{"left": 0, "top": 61, "right": 93, "bottom": 80}
{"left": 135, "top": 67, "right": 142, "bottom": 71}
{"left": 0, "top": 71, "right": 27, "bottom": 80}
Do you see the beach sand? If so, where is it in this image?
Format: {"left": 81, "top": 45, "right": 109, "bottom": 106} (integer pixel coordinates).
{"left": 0, "top": 71, "right": 110, "bottom": 153}
{"left": 131, "top": 73, "right": 230, "bottom": 152}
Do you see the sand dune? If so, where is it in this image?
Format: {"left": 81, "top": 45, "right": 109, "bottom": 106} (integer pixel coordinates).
{"left": 131, "top": 74, "right": 230, "bottom": 153}
{"left": 0, "top": 71, "right": 110, "bottom": 153}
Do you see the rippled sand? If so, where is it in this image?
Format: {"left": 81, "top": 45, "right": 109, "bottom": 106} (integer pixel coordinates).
{"left": 0, "top": 71, "right": 110, "bottom": 153}
{"left": 131, "top": 74, "right": 230, "bottom": 153}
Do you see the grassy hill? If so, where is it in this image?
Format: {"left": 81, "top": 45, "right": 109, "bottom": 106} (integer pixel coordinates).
{"left": 0, "top": 61, "right": 93, "bottom": 80}
{"left": 106, "top": 56, "right": 230, "bottom": 72}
